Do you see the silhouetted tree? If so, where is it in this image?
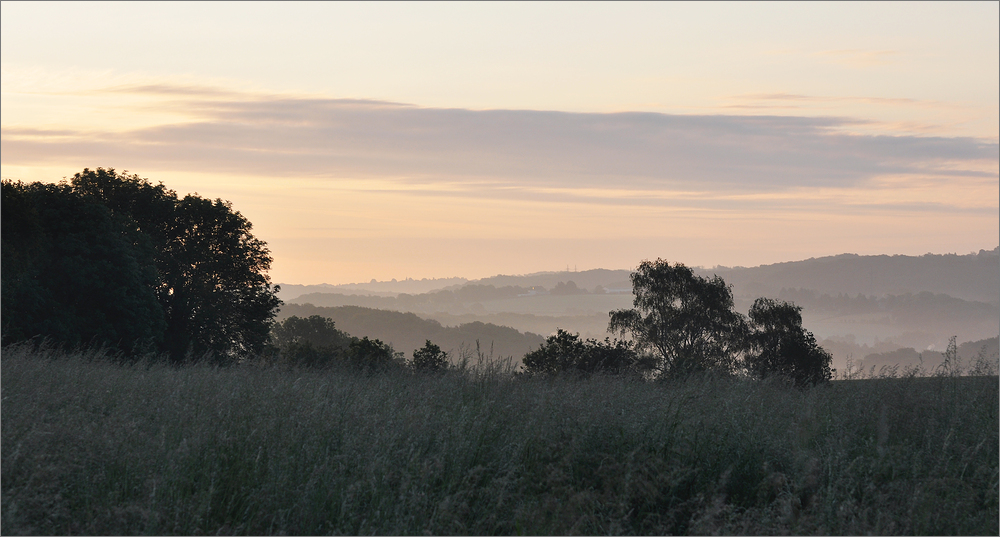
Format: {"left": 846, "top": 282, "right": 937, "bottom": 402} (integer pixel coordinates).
{"left": 272, "top": 315, "right": 351, "bottom": 349}
{"left": 745, "top": 298, "right": 832, "bottom": 385}
{"left": 411, "top": 340, "right": 449, "bottom": 372}
{"left": 347, "top": 336, "right": 404, "bottom": 372}
{"left": 522, "top": 329, "right": 640, "bottom": 377}
{"left": 523, "top": 329, "right": 586, "bottom": 375}
{"left": 271, "top": 315, "right": 354, "bottom": 367}
{"left": 609, "top": 259, "right": 747, "bottom": 379}
{"left": 578, "top": 336, "right": 645, "bottom": 375}
{"left": 71, "top": 168, "right": 281, "bottom": 363}
{"left": 1, "top": 180, "right": 165, "bottom": 353}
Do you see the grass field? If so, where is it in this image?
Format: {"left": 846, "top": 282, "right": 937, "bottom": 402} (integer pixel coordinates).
{"left": 2, "top": 343, "right": 997, "bottom": 535}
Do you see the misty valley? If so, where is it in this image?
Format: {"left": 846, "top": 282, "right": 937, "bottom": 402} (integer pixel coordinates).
{"left": 277, "top": 248, "right": 1000, "bottom": 376}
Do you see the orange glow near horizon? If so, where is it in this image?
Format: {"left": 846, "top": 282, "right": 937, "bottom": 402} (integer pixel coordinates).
{"left": 2, "top": 3, "right": 997, "bottom": 284}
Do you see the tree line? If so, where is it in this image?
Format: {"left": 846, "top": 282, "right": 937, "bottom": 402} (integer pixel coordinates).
{"left": 275, "top": 260, "right": 832, "bottom": 385}
{"left": 270, "top": 314, "right": 449, "bottom": 373}
{"left": 515, "top": 260, "right": 833, "bottom": 385}
{"left": 2, "top": 169, "right": 831, "bottom": 384}
{"left": 2, "top": 169, "right": 280, "bottom": 363}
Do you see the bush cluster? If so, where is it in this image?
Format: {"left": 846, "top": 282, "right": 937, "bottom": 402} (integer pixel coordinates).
{"left": 271, "top": 260, "right": 834, "bottom": 385}
{"left": 271, "top": 315, "right": 453, "bottom": 374}
{"left": 607, "top": 259, "right": 832, "bottom": 385}
{"left": 521, "top": 329, "right": 644, "bottom": 377}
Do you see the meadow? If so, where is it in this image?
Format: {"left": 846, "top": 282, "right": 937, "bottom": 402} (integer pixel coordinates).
{"left": 2, "top": 343, "right": 997, "bottom": 535}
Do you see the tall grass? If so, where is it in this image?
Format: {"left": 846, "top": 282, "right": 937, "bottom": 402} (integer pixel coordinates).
{"left": 2, "top": 342, "right": 997, "bottom": 535}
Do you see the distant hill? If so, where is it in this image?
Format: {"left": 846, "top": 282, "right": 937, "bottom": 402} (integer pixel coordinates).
{"left": 858, "top": 336, "right": 999, "bottom": 372}
{"left": 459, "top": 249, "right": 999, "bottom": 303}
{"left": 704, "top": 248, "right": 999, "bottom": 303}
{"left": 467, "top": 269, "right": 633, "bottom": 293}
{"left": 276, "top": 277, "right": 469, "bottom": 301}
{"left": 281, "top": 248, "right": 998, "bottom": 370}
{"left": 281, "top": 248, "right": 998, "bottom": 303}
{"left": 277, "top": 304, "right": 545, "bottom": 364}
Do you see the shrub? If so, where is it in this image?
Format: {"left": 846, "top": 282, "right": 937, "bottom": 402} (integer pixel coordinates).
{"left": 522, "top": 329, "right": 640, "bottom": 377}
{"left": 270, "top": 315, "right": 354, "bottom": 368}
{"left": 746, "top": 298, "right": 833, "bottom": 385}
{"left": 346, "top": 336, "right": 404, "bottom": 372}
{"left": 411, "top": 340, "right": 449, "bottom": 372}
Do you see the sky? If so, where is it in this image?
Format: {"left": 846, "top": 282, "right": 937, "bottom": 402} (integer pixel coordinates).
{"left": 2, "top": 1, "right": 997, "bottom": 285}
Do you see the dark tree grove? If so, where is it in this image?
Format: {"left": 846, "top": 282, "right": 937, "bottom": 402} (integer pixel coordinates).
{"left": 346, "top": 336, "right": 404, "bottom": 372}
{"left": 270, "top": 317, "right": 445, "bottom": 373}
{"left": 522, "top": 329, "right": 640, "bottom": 377}
{"left": 609, "top": 259, "right": 747, "bottom": 379}
{"left": 154, "top": 194, "right": 281, "bottom": 361}
{"left": 270, "top": 315, "right": 355, "bottom": 368}
{"left": 604, "top": 258, "right": 831, "bottom": 384}
{"left": 1, "top": 181, "right": 165, "bottom": 352}
{"left": 1, "top": 168, "right": 281, "bottom": 363}
{"left": 271, "top": 315, "right": 352, "bottom": 351}
{"left": 746, "top": 298, "right": 833, "bottom": 385}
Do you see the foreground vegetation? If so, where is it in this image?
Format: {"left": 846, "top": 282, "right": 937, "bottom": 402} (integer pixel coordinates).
{"left": 3, "top": 344, "right": 996, "bottom": 535}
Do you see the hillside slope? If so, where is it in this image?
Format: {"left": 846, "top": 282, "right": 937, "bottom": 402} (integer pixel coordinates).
{"left": 706, "top": 248, "right": 999, "bottom": 303}
{"left": 281, "top": 248, "right": 998, "bottom": 369}
{"left": 277, "top": 304, "right": 545, "bottom": 363}
{"left": 281, "top": 248, "right": 998, "bottom": 303}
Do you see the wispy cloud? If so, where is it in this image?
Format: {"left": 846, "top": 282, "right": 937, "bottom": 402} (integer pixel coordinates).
{"left": 2, "top": 86, "right": 996, "bottom": 206}
{"left": 91, "top": 83, "right": 251, "bottom": 98}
